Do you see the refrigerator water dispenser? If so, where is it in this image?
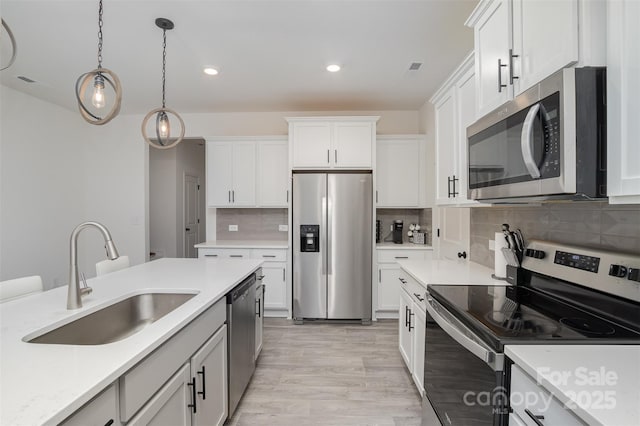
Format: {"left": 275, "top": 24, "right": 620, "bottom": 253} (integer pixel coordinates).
{"left": 300, "top": 225, "right": 319, "bottom": 252}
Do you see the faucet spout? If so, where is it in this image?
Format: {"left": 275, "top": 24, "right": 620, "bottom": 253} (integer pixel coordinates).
{"left": 67, "top": 221, "right": 120, "bottom": 310}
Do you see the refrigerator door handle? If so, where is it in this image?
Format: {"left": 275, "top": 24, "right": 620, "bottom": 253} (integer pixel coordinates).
{"left": 326, "top": 196, "right": 332, "bottom": 275}
{"left": 321, "top": 196, "right": 328, "bottom": 275}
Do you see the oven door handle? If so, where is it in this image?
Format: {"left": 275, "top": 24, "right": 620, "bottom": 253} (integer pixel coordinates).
{"left": 426, "top": 296, "right": 504, "bottom": 371}
{"left": 521, "top": 103, "right": 542, "bottom": 179}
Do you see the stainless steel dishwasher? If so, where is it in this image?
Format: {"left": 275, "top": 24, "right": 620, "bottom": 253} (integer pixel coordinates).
{"left": 226, "top": 272, "right": 257, "bottom": 417}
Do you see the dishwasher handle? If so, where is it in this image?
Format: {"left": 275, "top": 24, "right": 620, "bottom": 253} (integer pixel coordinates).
{"left": 426, "top": 296, "right": 504, "bottom": 371}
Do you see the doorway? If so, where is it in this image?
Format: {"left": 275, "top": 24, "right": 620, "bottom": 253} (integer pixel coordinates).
{"left": 149, "top": 138, "right": 206, "bottom": 260}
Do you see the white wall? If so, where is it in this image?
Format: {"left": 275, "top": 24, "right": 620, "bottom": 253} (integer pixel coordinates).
{"left": 174, "top": 140, "right": 206, "bottom": 256}
{"left": 149, "top": 148, "right": 178, "bottom": 259}
{"left": 419, "top": 100, "right": 436, "bottom": 208}
{"left": 0, "top": 86, "right": 87, "bottom": 289}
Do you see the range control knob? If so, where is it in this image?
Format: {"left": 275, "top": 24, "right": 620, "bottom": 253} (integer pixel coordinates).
{"left": 628, "top": 268, "right": 640, "bottom": 283}
{"left": 533, "top": 250, "right": 546, "bottom": 259}
{"left": 608, "top": 264, "right": 628, "bottom": 278}
{"left": 525, "top": 249, "right": 535, "bottom": 257}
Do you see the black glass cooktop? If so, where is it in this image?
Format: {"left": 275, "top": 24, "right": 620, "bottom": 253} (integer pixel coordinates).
{"left": 427, "top": 284, "right": 640, "bottom": 351}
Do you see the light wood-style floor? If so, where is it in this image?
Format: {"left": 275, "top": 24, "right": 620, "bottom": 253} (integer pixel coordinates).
{"left": 225, "top": 318, "right": 422, "bottom": 426}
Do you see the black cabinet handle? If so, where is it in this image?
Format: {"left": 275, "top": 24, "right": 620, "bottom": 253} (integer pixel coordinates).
{"left": 405, "top": 305, "right": 409, "bottom": 327}
{"left": 498, "top": 58, "right": 507, "bottom": 92}
{"left": 327, "top": 150, "right": 330, "bottom": 164}
{"left": 395, "top": 256, "right": 409, "bottom": 259}
{"left": 334, "top": 149, "right": 338, "bottom": 163}
{"left": 228, "top": 190, "right": 231, "bottom": 203}
{"left": 447, "top": 176, "right": 452, "bottom": 198}
{"left": 104, "top": 420, "right": 114, "bottom": 426}
{"left": 229, "top": 255, "right": 243, "bottom": 258}
{"left": 398, "top": 277, "right": 407, "bottom": 284}
{"left": 262, "top": 255, "right": 276, "bottom": 258}
{"left": 408, "top": 309, "right": 414, "bottom": 331}
{"left": 457, "top": 251, "right": 467, "bottom": 259}
{"left": 509, "top": 48, "right": 519, "bottom": 84}
{"left": 413, "top": 293, "right": 424, "bottom": 302}
{"left": 257, "top": 275, "right": 265, "bottom": 280}
{"left": 204, "top": 254, "right": 218, "bottom": 257}
{"left": 524, "top": 409, "right": 545, "bottom": 426}
{"left": 197, "top": 366, "right": 206, "bottom": 400}
{"left": 452, "top": 175, "right": 459, "bottom": 197}
{"left": 256, "top": 298, "right": 261, "bottom": 317}
{"left": 187, "top": 377, "right": 197, "bottom": 413}
{"left": 232, "top": 190, "right": 235, "bottom": 203}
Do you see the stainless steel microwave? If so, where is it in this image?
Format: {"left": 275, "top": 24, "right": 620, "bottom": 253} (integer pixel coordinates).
{"left": 466, "top": 67, "right": 607, "bottom": 202}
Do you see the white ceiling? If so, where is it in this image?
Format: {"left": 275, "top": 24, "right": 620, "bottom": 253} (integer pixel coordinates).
{"left": 0, "top": 0, "right": 477, "bottom": 114}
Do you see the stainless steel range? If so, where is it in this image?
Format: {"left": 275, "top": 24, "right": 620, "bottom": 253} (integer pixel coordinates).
{"left": 422, "top": 240, "right": 640, "bottom": 426}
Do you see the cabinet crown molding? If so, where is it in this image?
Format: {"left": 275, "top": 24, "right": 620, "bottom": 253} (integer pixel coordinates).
{"left": 205, "top": 135, "right": 286, "bottom": 142}
{"left": 285, "top": 116, "right": 380, "bottom": 123}
{"left": 429, "top": 52, "right": 474, "bottom": 105}
{"left": 465, "top": 0, "right": 497, "bottom": 27}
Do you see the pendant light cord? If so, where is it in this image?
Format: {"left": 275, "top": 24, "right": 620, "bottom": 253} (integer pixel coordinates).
{"left": 161, "top": 28, "right": 167, "bottom": 108}
{"left": 97, "top": 0, "right": 103, "bottom": 70}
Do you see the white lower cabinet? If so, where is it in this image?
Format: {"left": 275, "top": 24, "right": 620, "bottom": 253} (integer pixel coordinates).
{"left": 376, "top": 248, "right": 432, "bottom": 319}
{"left": 128, "top": 364, "right": 192, "bottom": 426}
{"left": 60, "top": 384, "right": 119, "bottom": 426}
{"left": 191, "top": 326, "right": 228, "bottom": 426}
{"left": 510, "top": 365, "right": 585, "bottom": 426}
{"left": 198, "top": 247, "right": 288, "bottom": 317}
{"left": 398, "top": 273, "right": 428, "bottom": 395}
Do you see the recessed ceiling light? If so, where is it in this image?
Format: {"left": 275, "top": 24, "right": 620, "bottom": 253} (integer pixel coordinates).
{"left": 204, "top": 67, "right": 219, "bottom": 76}
{"left": 326, "top": 64, "right": 341, "bottom": 73}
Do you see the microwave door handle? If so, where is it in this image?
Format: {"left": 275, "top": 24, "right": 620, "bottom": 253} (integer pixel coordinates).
{"left": 521, "top": 103, "right": 542, "bottom": 179}
{"left": 426, "top": 296, "right": 503, "bottom": 371}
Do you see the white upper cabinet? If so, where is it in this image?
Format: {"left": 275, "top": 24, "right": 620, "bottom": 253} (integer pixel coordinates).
{"left": 607, "top": 0, "right": 640, "bottom": 204}
{"left": 376, "top": 136, "right": 426, "bottom": 208}
{"left": 466, "top": 0, "right": 605, "bottom": 117}
{"left": 257, "top": 140, "right": 289, "bottom": 207}
{"left": 288, "top": 117, "right": 378, "bottom": 169}
{"left": 207, "top": 141, "right": 256, "bottom": 207}
{"left": 431, "top": 53, "right": 481, "bottom": 206}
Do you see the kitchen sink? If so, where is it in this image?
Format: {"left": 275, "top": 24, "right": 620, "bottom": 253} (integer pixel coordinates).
{"left": 26, "top": 292, "right": 197, "bottom": 345}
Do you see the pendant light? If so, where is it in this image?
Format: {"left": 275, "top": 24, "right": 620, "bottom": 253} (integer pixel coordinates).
{"left": 75, "top": 0, "right": 122, "bottom": 125}
{"left": 0, "top": 18, "right": 17, "bottom": 71}
{"left": 141, "top": 18, "right": 185, "bottom": 150}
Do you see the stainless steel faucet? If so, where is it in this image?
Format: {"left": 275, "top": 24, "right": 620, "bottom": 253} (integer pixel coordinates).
{"left": 67, "top": 221, "right": 120, "bottom": 310}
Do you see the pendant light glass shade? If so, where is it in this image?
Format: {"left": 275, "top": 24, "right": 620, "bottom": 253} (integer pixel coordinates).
{"left": 75, "top": 0, "right": 122, "bottom": 125}
{"left": 142, "top": 18, "right": 185, "bottom": 150}
{"left": 1, "top": 18, "right": 17, "bottom": 71}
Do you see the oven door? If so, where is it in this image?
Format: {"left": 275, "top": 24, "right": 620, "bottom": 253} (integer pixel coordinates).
{"left": 423, "top": 295, "right": 508, "bottom": 426}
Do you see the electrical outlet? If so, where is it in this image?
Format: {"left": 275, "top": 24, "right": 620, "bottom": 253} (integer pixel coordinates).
{"left": 278, "top": 224, "right": 288, "bottom": 232}
{"left": 390, "top": 224, "right": 393, "bottom": 231}
{"left": 228, "top": 225, "right": 238, "bottom": 232}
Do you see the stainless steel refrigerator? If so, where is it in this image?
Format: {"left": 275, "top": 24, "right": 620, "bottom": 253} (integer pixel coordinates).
{"left": 292, "top": 172, "right": 372, "bottom": 323}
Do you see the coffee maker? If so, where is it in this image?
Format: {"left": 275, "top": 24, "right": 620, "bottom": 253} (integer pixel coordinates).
{"left": 393, "top": 220, "right": 403, "bottom": 244}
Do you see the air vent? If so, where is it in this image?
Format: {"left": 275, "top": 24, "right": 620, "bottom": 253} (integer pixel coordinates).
{"left": 17, "top": 76, "right": 36, "bottom": 83}
{"left": 408, "top": 62, "right": 422, "bottom": 71}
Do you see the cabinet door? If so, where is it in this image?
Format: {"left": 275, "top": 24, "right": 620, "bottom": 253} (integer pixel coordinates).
{"left": 61, "top": 384, "right": 119, "bottom": 426}
{"left": 128, "top": 364, "right": 191, "bottom": 426}
{"left": 257, "top": 140, "right": 289, "bottom": 207}
{"left": 455, "top": 66, "right": 478, "bottom": 205}
{"left": 262, "top": 263, "right": 287, "bottom": 310}
{"left": 291, "top": 122, "right": 332, "bottom": 168}
{"left": 474, "top": 0, "right": 511, "bottom": 117}
{"left": 377, "top": 264, "right": 402, "bottom": 312}
{"left": 376, "top": 139, "right": 419, "bottom": 207}
{"left": 230, "top": 142, "right": 256, "bottom": 206}
{"left": 332, "top": 121, "right": 373, "bottom": 168}
{"left": 191, "top": 325, "right": 228, "bottom": 426}
{"left": 207, "top": 142, "right": 233, "bottom": 207}
{"left": 398, "top": 288, "right": 413, "bottom": 370}
{"left": 434, "top": 88, "right": 457, "bottom": 205}
{"left": 512, "top": 0, "right": 578, "bottom": 96}
{"left": 607, "top": 0, "right": 640, "bottom": 204}
{"left": 434, "top": 206, "right": 470, "bottom": 262}
{"left": 255, "top": 285, "right": 264, "bottom": 360}
{"left": 411, "top": 305, "right": 426, "bottom": 395}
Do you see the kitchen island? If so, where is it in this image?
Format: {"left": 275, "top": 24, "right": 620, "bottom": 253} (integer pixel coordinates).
{"left": 0, "top": 257, "right": 261, "bottom": 425}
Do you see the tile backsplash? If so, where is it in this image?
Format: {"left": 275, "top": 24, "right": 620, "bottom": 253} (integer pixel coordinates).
{"left": 470, "top": 203, "right": 640, "bottom": 268}
{"left": 216, "top": 208, "right": 288, "bottom": 241}
{"left": 377, "top": 208, "right": 432, "bottom": 245}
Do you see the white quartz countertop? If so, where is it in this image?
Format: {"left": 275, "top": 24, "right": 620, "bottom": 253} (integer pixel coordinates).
{"left": 397, "top": 259, "right": 506, "bottom": 288}
{"left": 376, "top": 243, "right": 433, "bottom": 250}
{"left": 0, "top": 258, "right": 261, "bottom": 426}
{"left": 505, "top": 345, "right": 640, "bottom": 426}
{"left": 195, "top": 240, "right": 289, "bottom": 249}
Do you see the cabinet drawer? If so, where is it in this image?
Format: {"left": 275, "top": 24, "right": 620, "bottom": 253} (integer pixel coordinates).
{"left": 377, "top": 249, "right": 429, "bottom": 263}
{"left": 510, "top": 365, "right": 585, "bottom": 426}
{"left": 198, "top": 248, "right": 251, "bottom": 259}
{"left": 404, "top": 273, "right": 427, "bottom": 312}
{"left": 250, "top": 249, "right": 286, "bottom": 262}
{"left": 119, "top": 299, "right": 226, "bottom": 422}
{"left": 61, "top": 384, "right": 119, "bottom": 426}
